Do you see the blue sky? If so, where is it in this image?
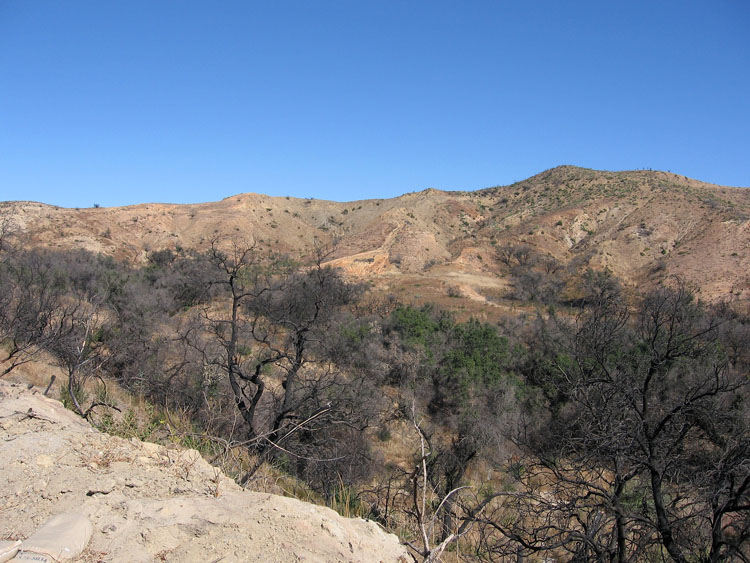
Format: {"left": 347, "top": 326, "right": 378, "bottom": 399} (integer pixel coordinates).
{"left": 1, "top": 1, "right": 748, "bottom": 208}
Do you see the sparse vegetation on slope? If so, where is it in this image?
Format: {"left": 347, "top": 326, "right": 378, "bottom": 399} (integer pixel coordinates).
{"left": 3, "top": 166, "right": 748, "bottom": 309}
{"left": 1, "top": 166, "right": 749, "bottom": 561}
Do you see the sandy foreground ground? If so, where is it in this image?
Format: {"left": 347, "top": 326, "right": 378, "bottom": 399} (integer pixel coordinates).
{"left": 0, "top": 381, "right": 408, "bottom": 562}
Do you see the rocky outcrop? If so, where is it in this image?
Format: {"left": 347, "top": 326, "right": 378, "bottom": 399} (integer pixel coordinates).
{"left": 0, "top": 382, "right": 408, "bottom": 562}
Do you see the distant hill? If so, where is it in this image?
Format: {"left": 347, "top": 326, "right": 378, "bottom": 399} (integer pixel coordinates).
{"left": 3, "top": 166, "right": 749, "bottom": 310}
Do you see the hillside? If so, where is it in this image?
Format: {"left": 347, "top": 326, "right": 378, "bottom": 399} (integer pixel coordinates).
{"left": 3, "top": 166, "right": 749, "bottom": 308}
{"left": 2, "top": 166, "right": 749, "bottom": 562}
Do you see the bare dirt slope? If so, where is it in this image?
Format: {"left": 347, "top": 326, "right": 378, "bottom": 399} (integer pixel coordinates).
{"left": 0, "top": 381, "right": 408, "bottom": 563}
{"left": 3, "top": 166, "right": 749, "bottom": 304}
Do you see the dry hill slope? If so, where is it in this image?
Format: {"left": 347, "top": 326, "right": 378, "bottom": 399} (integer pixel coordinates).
{"left": 3, "top": 166, "right": 748, "bottom": 304}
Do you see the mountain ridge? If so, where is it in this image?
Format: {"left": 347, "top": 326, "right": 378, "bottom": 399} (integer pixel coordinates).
{"left": 3, "top": 166, "right": 748, "bottom": 308}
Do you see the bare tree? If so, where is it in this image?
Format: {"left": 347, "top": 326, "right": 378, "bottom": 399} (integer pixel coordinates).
{"left": 179, "top": 238, "right": 377, "bottom": 488}
{"left": 0, "top": 248, "right": 68, "bottom": 377}
{"left": 504, "top": 275, "right": 750, "bottom": 562}
{"left": 497, "top": 244, "right": 535, "bottom": 268}
{"left": 43, "top": 252, "right": 129, "bottom": 418}
{"left": 48, "top": 300, "right": 114, "bottom": 417}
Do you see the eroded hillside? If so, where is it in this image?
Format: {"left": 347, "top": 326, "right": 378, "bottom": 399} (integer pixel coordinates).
{"left": 3, "top": 166, "right": 749, "bottom": 307}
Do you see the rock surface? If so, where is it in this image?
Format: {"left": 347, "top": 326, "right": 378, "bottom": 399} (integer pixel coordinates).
{"left": 0, "top": 382, "right": 408, "bottom": 562}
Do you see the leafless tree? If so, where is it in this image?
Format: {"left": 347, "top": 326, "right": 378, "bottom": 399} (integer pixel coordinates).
{"left": 0, "top": 247, "right": 68, "bottom": 377}
{"left": 43, "top": 253, "right": 129, "bottom": 418}
{"left": 497, "top": 244, "right": 535, "bottom": 268}
{"left": 179, "top": 238, "right": 378, "bottom": 489}
{"left": 502, "top": 275, "right": 750, "bottom": 562}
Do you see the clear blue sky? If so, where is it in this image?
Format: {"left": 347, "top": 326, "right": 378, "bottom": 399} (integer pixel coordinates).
{"left": 1, "top": 1, "right": 748, "bottom": 208}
